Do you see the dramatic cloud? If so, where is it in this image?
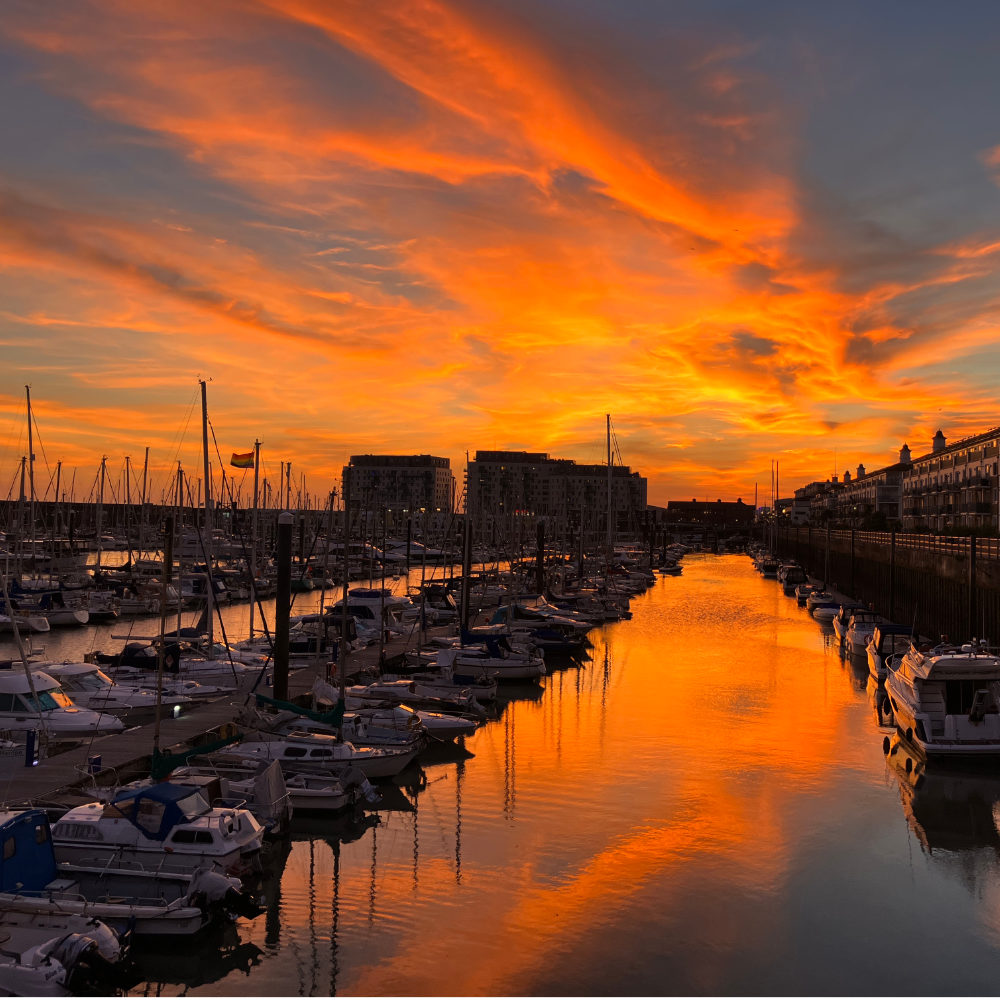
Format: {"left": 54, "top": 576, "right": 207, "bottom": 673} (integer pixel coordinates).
{"left": 2, "top": 0, "right": 1000, "bottom": 501}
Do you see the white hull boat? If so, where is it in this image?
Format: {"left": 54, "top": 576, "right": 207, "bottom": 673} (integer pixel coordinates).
{"left": 885, "top": 641, "right": 1000, "bottom": 759}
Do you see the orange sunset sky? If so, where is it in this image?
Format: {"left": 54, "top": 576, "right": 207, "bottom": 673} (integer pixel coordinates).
{"left": 2, "top": 0, "right": 1000, "bottom": 507}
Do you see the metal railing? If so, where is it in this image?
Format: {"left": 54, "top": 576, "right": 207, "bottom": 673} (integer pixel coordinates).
{"left": 786, "top": 527, "right": 1000, "bottom": 561}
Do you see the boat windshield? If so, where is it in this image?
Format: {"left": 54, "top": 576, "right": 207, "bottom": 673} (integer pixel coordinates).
{"left": 176, "top": 791, "right": 211, "bottom": 820}
{"left": 75, "top": 672, "right": 113, "bottom": 691}
{"left": 20, "top": 689, "right": 74, "bottom": 711}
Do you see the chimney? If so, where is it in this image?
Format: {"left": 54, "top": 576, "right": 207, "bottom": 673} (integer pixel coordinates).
{"left": 857, "top": 463, "right": 866, "bottom": 478}
{"left": 843, "top": 470, "right": 852, "bottom": 483}
{"left": 932, "top": 429, "right": 946, "bottom": 453}
{"left": 899, "top": 443, "right": 911, "bottom": 464}
{"left": 832, "top": 474, "right": 839, "bottom": 484}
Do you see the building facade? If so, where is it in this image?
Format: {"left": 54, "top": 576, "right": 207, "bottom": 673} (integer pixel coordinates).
{"left": 901, "top": 428, "right": 1000, "bottom": 533}
{"left": 342, "top": 455, "right": 455, "bottom": 513}
{"left": 466, "top": 450, "right": 647, "bottom": 537}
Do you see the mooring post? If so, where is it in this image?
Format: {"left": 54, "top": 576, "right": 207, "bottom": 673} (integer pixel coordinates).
{"left": 274, "top": 510, "right": 293, "bottom": 701}
{"left": 889, "top": 530, "right": 896, "bottom": 623}
{"left": 969, "top": 534, "right": 978, "bottom": 640}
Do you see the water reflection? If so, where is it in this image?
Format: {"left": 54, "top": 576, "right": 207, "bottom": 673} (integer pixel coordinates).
{"left": 96, "top": 555, "right": 1000, "bottom": 994}
{"left": 886, "top": 743, "right": 1000, "bottom": 855}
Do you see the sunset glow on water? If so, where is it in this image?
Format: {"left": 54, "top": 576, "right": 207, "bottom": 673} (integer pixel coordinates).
{"left": 62, "top": 555, "right": 1000, "bottom": 995}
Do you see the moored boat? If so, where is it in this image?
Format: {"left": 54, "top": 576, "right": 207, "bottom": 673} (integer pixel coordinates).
{"left": 885, "top": 641, "right": 1000, "bottom": 759}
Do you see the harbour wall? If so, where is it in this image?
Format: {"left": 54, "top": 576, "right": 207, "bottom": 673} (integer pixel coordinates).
{"left": 773, "top": 526, "right": 1000, "bottom": 644}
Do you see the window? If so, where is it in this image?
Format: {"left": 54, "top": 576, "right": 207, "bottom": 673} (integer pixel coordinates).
{"left": 945, "top": 679, "right": 978, "bottom": 715}
{"left": 0, "top": 694, "right": 17, "bottom": 712}
{"left": 34, "top": 825, "right": 48, "bottom": 845}
{"left": 309, "top": 749, "right": 333, "bottom": 757}
{"left": 283, "top": 747, "right": 307, "bottom": 758}
{"left": 3, "top": 837, "right": 14, "bottom": 860}
{"left": 171, "top": 829, "right": 214, "bottom": 844}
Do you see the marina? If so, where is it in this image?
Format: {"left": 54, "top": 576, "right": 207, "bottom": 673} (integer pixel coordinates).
{"left": 5, "top": 552, "right": 1000, "bottom": 993}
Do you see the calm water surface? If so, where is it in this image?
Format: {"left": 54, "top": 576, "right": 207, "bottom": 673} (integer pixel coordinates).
{"left": 14, "top": 554, "right": 1000, "bottom": 995}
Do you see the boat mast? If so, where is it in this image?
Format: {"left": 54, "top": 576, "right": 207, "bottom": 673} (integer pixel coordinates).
{"left": 175, "top": 463, "right": 184, "bottom": 635}
{"left": 25, "top": 386, "right": 35, "bottom": 577}
{"left": 96, "top": 456, "right": 106, "bottom": 574}
{"left": 140, "top": 446, "right": 149, "bottom": 558}
{"left": 199, "top": 379, "right": 214, "bottom": 649}
{"left": 249, "top": 439, "right": 261, "bottom": 639}
{"left": 606, "top": 413, "right": 613, "bottom": 551}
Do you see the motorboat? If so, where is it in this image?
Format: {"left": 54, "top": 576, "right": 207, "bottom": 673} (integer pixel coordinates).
{"left": 215, "top": 731, "right": 420, "bottom": 780}
{"left": 885, "top": 641, "right": 1000, "bottom": 759}
{"left": 433, "top": 642, "right": 546, "bottom": 682}
{"left": 778, "top": 565, "right": 807, "bottom": 596}
{"left": 117, "top": 760, "right": 293, "bottom": 839}
{"left": 184, "top": 758, "right": 380, "bottom": 815}
{"left": 0, "top": 906, "right": 124, "bottom": 995}
{"left": 51, "top": 782, "right": 265, "bottom": 876}
{"left": 33, "top": 662, "right": 193, "bottom": 724}
{"left": 0, "top": 808, "right": 256, "bottom": 939}
{"left": 831, "top": 604, "right": 866, "bottom": 643}
{"left": 844, "top": 610, "right": 882, "bottom": 658}
{"left": 795, "top": 583, "right": 817, "bottom": 606}
{"left": 0, "top": 668, "right": 125, "bottom": 739}
{"left": 866, "top": 624, "right": 918, "bottom": 683}
{"left": 96, "top": 641, "right": 258, "bottom": 691}
{"left": 806, "top": 592, "right": 840, "bottom": 622}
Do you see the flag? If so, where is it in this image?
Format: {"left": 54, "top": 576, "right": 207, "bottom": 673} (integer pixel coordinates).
{"left": 230, "top": 450, "right": 254, "bottom": 469}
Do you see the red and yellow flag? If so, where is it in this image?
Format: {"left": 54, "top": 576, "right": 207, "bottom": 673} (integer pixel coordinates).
{"left": 230, "top": 450, "right": 254, "bottom": 469}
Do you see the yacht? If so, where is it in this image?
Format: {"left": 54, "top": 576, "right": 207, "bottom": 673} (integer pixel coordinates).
{"left": 0, "top": 669, "right": 124, "bottom": 739}
{"left": 34, "top": 662, "right": 193, "bottom": 724}
{"left": 884, "top": 641, "right": 1000, "bottom": 758}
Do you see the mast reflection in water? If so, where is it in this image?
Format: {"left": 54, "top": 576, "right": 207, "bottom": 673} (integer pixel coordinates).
{"left": 123, "top": 555, "right": 1000, "bottom": 996}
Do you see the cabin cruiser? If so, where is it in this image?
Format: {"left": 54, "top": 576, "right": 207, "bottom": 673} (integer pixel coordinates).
{"left": 33, "top": 662, "right": 193, "bottom": 724}
{"left": 0, "top": 669, "right": 124, "bottom": 739}
{"left": 884, "top": 641, "right": 1000, "bottom": 759}
{"left": 0, "top": 809, "right": 255, "bottom": 939}
{"left": 866, "top": 624, "right": 918, "bottom": 683}
{"left": 844, "top": 610, "right": 882, "bottom": 658}
{"left": 795, "top": 583, "right": 817, "bottom": 606}
{"left": 51, "top": 782, "right": 265, "bottom": 875}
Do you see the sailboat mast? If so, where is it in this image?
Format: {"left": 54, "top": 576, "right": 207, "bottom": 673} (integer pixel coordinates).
{"left": 249, "top": 439, "right": 260, "bottom": 638}
{"left": 141, "top": 446, "right": 149, "bottom": 557}
{"left": 200, "top": 379, "right": 214, "bottom": 648}
{"left": 25, "top": 386, "right": 34, "bottom": 574}
{"left": 606, "top": 413, "right": 612, "bottom": 549}
{"left": 96, "top": 456, "right": 106, "bottom": 573}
